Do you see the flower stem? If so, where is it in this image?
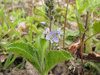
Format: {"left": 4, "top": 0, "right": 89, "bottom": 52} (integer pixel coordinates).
{"left": 81, "top": 32, "right": 98, "bottom": 45}
{"left": 49, "top": 7, "right": 52, "bottom": 32}
{"left": 49, "top": 7, "right": 52, "bottom": 51}
{"left": 63, "top": 0, "right": 69, "bottom": 49}
{"left": 48, "top": 5, "right": 53, "bottom": 74}
{"left": 49, "top": 41, "right": 51, "bottom": 51}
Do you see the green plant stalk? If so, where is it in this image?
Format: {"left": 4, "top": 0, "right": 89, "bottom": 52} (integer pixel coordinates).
{"left": 80, "top": 33, "right": 84, "bottom": 74}
{"left": 94, "top": 10, "right": 100, "bottom": 24}
{"left": 85, "top": 11, "right": 92, "bottom": 53}
{"left": 95, "top": 42, "right": 100, "bottom": 51}
{"left": 49, "top": 7, "right": 52, "bottom": 51}
{"left": 20, "top": 58, "right": 26, "bottom": 70}
{"left": 5, "top": 17, "right": 24, "bottom": 42}
{"left": 6, "top": 54, "right": 18, "bottom": 68}
{"left": 76, "top": 9, "right": 83, "bottom": 74}
{"left": 82, "top": 11, "right": 89, "bottom": 42}
{"left": 30, "top": 22, "right": 33, "bottom": 43}
{"left": 4, "top": 52, "right": 12, "bottom": 68}
{"left": 1, "top": 9, "right": 4, "bottom": 38}
{"left": 78, "top": 32, "right": 98, "bottom": 50}
{"left": 84, "top": 32, "right": 98, "bottom": 44}
{"left": 4, "top": 0, "right": 6, "bottom": 9}
{"left": 49, "top": 7, "right": 52, "bottom": 32}
{"left": 49, "top": 41, "right": 51, "bottom": 51}
{"left": 11, "top": 62, "right": 23, "bottom": 70}
{"left": 80, "top": 32, "right": 83, "bottom": 64}
{"left": 81, "top": 11, "right": 89, "bottom": 65}
{"left": 0, "top": 60, "right": 3, "bottom": 69}
{"left": 76, "top": 15, "right": 82, "bottom": 63}
{"left": 1, "top": 0, "right": 6, "bottom": 37}
{"left": 63, "top": 0, "right": 69, "bottom": 49}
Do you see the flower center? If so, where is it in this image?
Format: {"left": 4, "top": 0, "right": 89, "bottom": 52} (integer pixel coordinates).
{"left": 50, "top": 35, "right": 53, "bottom": 40}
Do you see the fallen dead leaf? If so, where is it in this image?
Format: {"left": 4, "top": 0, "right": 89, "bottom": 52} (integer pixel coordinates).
{"left": 0, "top": 55, "right": 8, "bottom": 63}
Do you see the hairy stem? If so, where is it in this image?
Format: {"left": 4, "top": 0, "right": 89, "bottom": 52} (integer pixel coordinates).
{"left": 81, "top": 11, "right": 89, "bottom": 74}
{"left": 49, "top": 7, "right": 52, "bottom": 32}
{"left": 78, "top": 32, "right": 98, "bottom": 49}
{"left": 63, "top": 0, "right": 69, "bottom": 49}
{"left": 49, "top": 41, "right": 51, "bottom": 51}
{"left": 49, "top": 7, "right": 52, "bottom": 51}
{"left": 82, "top": 11, "right": 89, "bottom": 42}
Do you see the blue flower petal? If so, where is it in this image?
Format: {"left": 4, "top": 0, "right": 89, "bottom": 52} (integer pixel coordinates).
{"left": 53, "top": 36, "right": 59, "bottom": 42}
{"left": 43, "top": 27, "right": 49, "bottom": 34}
{"left": 46, "top": 34, "right": 50, "bottom": 40}
{"left": 40, "top": 22, "right": 46, "bottom": 25}
{"left": 50, "top": 40, "right": 53, "bottom": 43}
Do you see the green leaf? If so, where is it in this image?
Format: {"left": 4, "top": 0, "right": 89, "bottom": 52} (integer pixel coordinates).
{"left": 76, "top": 8, "right": 85, "bottom": 32}
{"left": 7, "top": 47, "right": 41, "bottom": 73}
{"left": 92, "top": 38, "right": 99, "bottom": 44}
{"left": 95, "top": 41, "right": 100, "bottom": 51}
{"left": 4, "top": 52, "right": 13, "bottom": 68}
{"left": 32, "top": 25, "right": 39, "bottom": 34}
{"left": 0, "top": 9, "right": 4, "bottom": 26}
{"left": 76, "top": 0, "right": 89, "bottom": 14}
{"left": 7, "top": 42, "right": 42, "bottom": 73}
{"left": 7, "top": 54, "right": 18, "bottom": 68}
{"left": 4, "top": 23, "right": 8, "bottom": 32}
{"left": 66, "top": 30, "right": 79, "bottom": 40}
{"left": 85, "top": 62, "right": 100, "bottom": 72}
{"left": 0, "top": 60, "right": 3, "bottom": 70}
{"left": 5, "top": 17, "right": 23, "bottom": 42}
{"left": 45, "top": 50, "right": 72, "bottom": 74}
{"left": 76, "top": 0, "right": 80, "bottom": 9}
{"left": 92, "top": 21, "right": 100, "bottom": 33}
{"left": 20, "top": 58, "right": 26, "bottom": 70}
{"left": 4, "top": 53, "right": 18, "bottom": 69}
{"left": 34, "top": 6, "right": 48, "bottom": 19}
{"left": 33, "top": 16, "right": 46, "bottom": 22}
{"left": 78, "top": 21, "right": 85, "bottom": 32}
{"left": 0, "top": 25, "right": 2, "bottom": 36}
{"left": 8, "top": 42, "right": 35, "bottom": 56}
{"left": 33, "top": 38, "right": 48, "bottom": 64}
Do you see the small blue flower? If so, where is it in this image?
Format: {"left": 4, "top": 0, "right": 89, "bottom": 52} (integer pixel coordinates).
{"left": 52, "top": 36, "right": 59, "bottom": 43}
{"left": 43, "top": 27, "right": 49, "bottom": 34}
{"left": 43, "top": 28, "right": 62, "bottom": 43}
{"left": 50, "top": 15, "right": 54, "bottom": 20}
{"left": 45, "top": 0, "right": 47, "bottom": 3}
{"left": 53, "top": 9, "right": 56, "bottom": 13}
{"left": 46, "top": 31, "right": 59, "bottom": 43}
{"left": 50, "top": 15, "right": 54, "bottom": 18}
{"left": 51, "top": 3, "right": 54, "bottom": 9}
{"left": 45, "top": 7, "right": 49, "bottom": 11}
{"left": 40, "top": 22, "right": 46, "bottom": 25}
{"left": 56, "top": 28, "right": 63, "bottom": 37}
{"left": 51, "top": 3, "right": 54, "bottom": 6}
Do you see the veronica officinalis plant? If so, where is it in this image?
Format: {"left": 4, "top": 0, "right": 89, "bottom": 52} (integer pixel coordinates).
{"left": 7, "top": 37, "right": 72, "bottom": 75}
